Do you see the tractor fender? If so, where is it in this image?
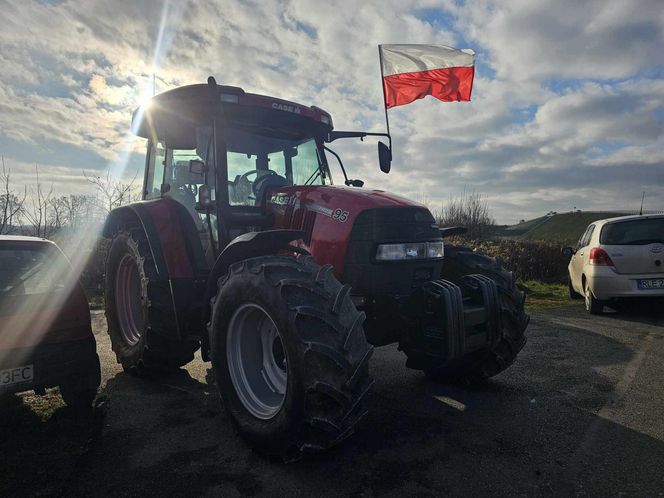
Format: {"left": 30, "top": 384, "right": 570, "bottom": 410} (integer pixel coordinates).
{"left": 103, "top": 198, "right": 208, "bottom": 281}
{"left": 204, "top": 229, "right": 305, "bottom": 307}
{"left": 104, "top": 198, "right": 209, "bottom": 340}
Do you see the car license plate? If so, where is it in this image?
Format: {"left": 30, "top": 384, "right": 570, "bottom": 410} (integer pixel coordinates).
{"left": 0, "top": 365, "right": 34, "bottom": 387}
{"left": 638, "top": 278, "right": 664, "bottom": 290}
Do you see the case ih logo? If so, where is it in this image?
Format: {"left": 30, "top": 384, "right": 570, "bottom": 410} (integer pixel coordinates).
{"left": 268, "top": 193, "right": 292, "bottom": 205}
{"left": 272, "top": 102, "right": 301, "bottom": 114}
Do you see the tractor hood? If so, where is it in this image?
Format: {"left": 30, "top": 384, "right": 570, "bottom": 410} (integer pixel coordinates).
{"left": 266, "top": 185, "right": 439, "bottom": 276}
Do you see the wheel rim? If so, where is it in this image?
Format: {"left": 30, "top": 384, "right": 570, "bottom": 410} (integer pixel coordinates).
{"left": 226, "top": 303, "right": 287, "bottom": 420}
{"left": 584, "top": 284, "right": 591, "bottom": 311}
{"left": 115, "top": 254, "right": 145, "bottom": 346}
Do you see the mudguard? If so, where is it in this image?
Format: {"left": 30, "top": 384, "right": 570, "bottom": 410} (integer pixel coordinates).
{"left": 103, "top": 198, "right": 208, "bottom": 280}
{"left": 103, "top": 198, "right": 209, "bottom": 338}
{"left": 203, "top": 229, "right": 305, "bottom": 306}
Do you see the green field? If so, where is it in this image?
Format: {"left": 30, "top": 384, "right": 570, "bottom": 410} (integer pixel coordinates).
{"left": 514, "top": 211, "right": 629, "bottom": 244}
{"left": 520, "top": 280, "right": 572, "bottom": 310}
{"left": 505, "top": 215, "right": 550, "bottom": 235}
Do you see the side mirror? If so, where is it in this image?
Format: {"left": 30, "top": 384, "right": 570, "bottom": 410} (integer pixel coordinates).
{"left": 378, "top": 141, "right": 391, "bottom": 173}
{"left": 561, "top": 247, "right": 575, "bottom": 256}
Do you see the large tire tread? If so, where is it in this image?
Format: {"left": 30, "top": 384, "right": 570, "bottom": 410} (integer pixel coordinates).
{"left": 208, "top": 255, "right": 373, "bottom": 461}
{"left": 420, "top": 245, "right": 530, "bottom": 384}
{"left": 105, "top": 230, "right": 198, "bottom": 374}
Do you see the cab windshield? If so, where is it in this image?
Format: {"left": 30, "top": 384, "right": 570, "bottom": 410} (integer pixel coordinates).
{"left": 224, "top": 129, "right": 329, "bottom": 206}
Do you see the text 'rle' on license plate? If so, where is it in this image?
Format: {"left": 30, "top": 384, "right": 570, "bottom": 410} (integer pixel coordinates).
{"left": 0, "top": 365, "right": 34, "bottom": 386}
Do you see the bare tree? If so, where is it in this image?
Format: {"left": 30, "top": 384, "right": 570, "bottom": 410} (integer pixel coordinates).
{"left": 84, "top": 168, "right": 140, "bottom": 217}
{"left": 63, "top": 194, "right": 95, "bottom": 228}
{"left": 0, "top": 156, "right": 26, "bottom": 234}
{"left": 438, "top": 190, "right": 495, "bottom": 239}
{"left": 23, "top": 165, "right": 54, "bottom": 238}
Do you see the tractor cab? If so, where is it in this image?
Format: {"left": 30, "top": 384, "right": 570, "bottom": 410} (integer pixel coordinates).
{"left": 133, "top": 82, "right": 335, "bottom": 259}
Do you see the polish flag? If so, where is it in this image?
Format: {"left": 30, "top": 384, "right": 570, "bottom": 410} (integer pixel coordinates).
{"left": 379, "top": 44, "right": 475, "bottom": 109}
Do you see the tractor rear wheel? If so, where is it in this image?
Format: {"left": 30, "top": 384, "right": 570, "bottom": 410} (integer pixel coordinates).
{"left": 105, "top": 230, "right": 198, "bottom": 373}
{"left": 420, "top": 245, "right": 529, "bottom": 384}
{"left": 208, "top": 255, "right": 373, "bottom": 461}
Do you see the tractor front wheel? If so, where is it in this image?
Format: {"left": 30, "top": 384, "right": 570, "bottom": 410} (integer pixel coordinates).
{"left": 208, "top": 255, "right": 373, "bottom": 461}
{"left": 419, "top": 245, "right": 529, "bottom": 384}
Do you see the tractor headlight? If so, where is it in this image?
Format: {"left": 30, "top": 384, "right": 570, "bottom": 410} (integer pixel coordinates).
{"left": 375, "top": 241, "right": 444, "bottom": 261}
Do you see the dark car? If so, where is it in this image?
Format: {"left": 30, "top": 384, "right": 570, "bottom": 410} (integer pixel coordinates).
{"left": 0, "top": 236, "right": 100, "bottom": 408}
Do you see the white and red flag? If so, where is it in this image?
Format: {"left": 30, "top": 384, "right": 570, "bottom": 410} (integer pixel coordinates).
{"left": 379, "top": 44, "right": 475, "bottom": 109}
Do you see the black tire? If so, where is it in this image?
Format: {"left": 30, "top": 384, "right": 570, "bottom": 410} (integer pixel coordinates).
{"left": 105, "top": 230, "right": 198, "bottom": 373}
{"left": 59, "top": 353, "right": 101, "bottom": 410}
{"left": 417, "top": 245, "right": 529, "bottom": 384}
{"left": 568, "top": 277, "right": 583, "bottom": 299}
{"left": 583, "top": 280, "right": 604, "bottom": 314}
{"left": 208, "top": 255, "right": 373, "bottom": 461}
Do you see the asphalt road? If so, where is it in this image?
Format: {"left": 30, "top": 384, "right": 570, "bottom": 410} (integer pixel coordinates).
{"left": 3, "top": 303, "right": 664, "bottom": 497}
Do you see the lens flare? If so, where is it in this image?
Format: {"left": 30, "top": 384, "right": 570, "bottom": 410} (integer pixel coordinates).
{"left": 0, "top": 1, "right": 187, "bottom": 392}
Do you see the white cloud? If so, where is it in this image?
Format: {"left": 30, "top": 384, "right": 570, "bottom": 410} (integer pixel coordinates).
{"left": 0, "top": 0, "right": 662, "bottom": 222}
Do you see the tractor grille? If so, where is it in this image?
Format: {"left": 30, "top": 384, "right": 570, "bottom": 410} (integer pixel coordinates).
{"left": 284, "top": 205, "right": 316, "bottom": 244}
{"left": 342, "top": 207, "right": 443, "bottom": 296}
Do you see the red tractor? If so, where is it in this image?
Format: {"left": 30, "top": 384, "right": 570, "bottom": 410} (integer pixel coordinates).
{"left": 103, "top": 77, "right": 528, "bottom": 460}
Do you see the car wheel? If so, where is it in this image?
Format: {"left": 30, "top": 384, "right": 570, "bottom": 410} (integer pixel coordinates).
{"left": 59, "top": 353, "right": 101, "bottom": 411}
{"left": 568, "top": 277, "right": 582, "bottom": 300}
{"left": 584, "top": 281, "right": 604, "bottom": 315}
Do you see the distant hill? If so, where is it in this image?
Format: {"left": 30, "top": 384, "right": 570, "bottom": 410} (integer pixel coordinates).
{"left": 504, "top": 215, "right": 551, "bottom": 236}
{"left": 510, "top": 211, "right": 630, "bottom": 244}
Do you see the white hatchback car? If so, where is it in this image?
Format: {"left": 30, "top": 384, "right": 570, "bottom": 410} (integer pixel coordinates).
{"left": 562, "top": 214, "right": 664, "bottom": 314}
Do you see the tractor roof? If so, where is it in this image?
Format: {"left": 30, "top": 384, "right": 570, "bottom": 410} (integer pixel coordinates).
{"left": 132, "top": 84, "right": 333, "bottom": 149}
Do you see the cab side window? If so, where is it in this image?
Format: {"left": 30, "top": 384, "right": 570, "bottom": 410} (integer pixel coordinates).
{"left": 144, "top": 141, "right": 166, "bottom": 199}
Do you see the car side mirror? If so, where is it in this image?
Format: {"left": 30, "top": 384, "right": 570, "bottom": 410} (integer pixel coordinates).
{"left": 561, "top": 247, "right": 575, "bottom": 256}
{"left": 378, "top": 141, "right": 391, "bottom": 173}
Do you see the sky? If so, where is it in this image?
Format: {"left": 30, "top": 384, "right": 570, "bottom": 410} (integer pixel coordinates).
{"left": 0, "top": 0, "right": 663, "bottom": 224}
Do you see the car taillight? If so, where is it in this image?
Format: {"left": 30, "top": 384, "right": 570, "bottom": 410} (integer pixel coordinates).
{"left": 589, "top": 247, "right": 614, "bottom": 266}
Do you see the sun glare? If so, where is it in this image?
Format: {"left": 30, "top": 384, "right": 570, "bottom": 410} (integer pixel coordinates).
{"left": 0, "top": 1, "right": 186, "bottom": 367}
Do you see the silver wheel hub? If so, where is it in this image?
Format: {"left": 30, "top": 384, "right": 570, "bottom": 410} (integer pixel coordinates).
{"left": 115, "top": 254, "right": 145, "bottom": 346}
{"left": 226, "top": 303, "right": 287, "bottom": 420}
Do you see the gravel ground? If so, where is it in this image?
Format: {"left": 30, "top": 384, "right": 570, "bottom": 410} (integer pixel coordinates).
{"left": 2, "top": 303, "right": 664, "bottom": 497}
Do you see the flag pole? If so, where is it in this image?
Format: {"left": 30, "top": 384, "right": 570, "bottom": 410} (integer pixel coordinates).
{"left": 378, "top": 45, "right": 392, "bottom": 151}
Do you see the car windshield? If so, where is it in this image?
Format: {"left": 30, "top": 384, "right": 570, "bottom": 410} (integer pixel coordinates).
{"left": 600, "top": 218, "right": 664, "bottom": 245}
{"left": 224, "top": 129, "right": 328, "bottom": 206}
{"left": 0, "top": 246, "right": 71, "bottom": 296}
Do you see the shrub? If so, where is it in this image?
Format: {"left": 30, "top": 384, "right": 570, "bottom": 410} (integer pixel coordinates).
{"left": 449, "top": 238, "right": 569, "bottom": 283}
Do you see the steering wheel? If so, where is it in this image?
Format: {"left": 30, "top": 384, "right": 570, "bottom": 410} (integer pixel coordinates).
{"left": 233, "top": 170, "right": 277, "bottom": 202}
